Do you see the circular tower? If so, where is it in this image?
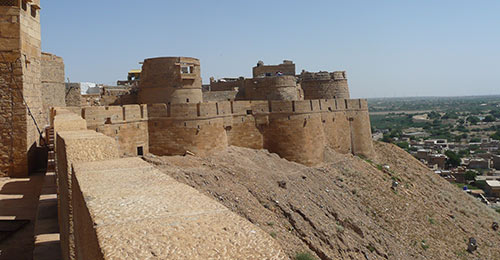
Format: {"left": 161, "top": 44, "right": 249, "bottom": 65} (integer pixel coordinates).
{"left": 300, "top": 71, "right": 350, "bottom": 99}
{"left": 138, "top": 57, "right": 203, "bottom": 104}
{"left": 241, "top": 75, "right": 301, "bottom": 101}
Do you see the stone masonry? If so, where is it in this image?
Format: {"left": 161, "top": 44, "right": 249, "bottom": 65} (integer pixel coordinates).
{"left": 0, "top": 0, "right": 45, "bottom": 177}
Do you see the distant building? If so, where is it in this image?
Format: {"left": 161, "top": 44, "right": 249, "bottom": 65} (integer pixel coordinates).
{"left": 468, "top": 158, "right": 490, "bottom": 170}
{"left": 485, "top": 180, "right": 500, "bottom": 197}
{"left": 429, "top": 154, "right": 447, "bottom": 169}
{"left": 493, "top": 155, "right": 500, "bottom": 170}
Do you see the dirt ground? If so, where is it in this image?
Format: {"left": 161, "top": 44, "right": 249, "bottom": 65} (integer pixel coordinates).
{"left": 145, "top": 142, "right": 500, "bottom": 260}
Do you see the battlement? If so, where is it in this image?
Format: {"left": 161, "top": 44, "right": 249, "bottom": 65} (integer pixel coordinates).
{"left": 80, "top": 104, "right": 147, "bottom": 126}
{"left": 138, "top": 57, "right": 203, "bottom": 104}
{"left": 301, "top": 71, "right": 347, "bottom": 81}
{"left": 146, "top": 99, "right": 367, "bottom": 120}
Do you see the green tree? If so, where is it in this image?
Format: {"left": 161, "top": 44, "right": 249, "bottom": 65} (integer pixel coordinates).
{"left": 396, "top": 142, "right": 409, "bottom": 150}
{"left": 467, "top": 116, "right": 480, "bottom": 125}
{"left": 464, "top": 171, "right": 477, "bottom": 181}
{"left": 483, "top": 115, "right": 496, "bottom": 122}
{"left": 491, "top": 131, "right": 500, "bottom": 141}
{"left": 428, "top": 111, "right": 441, "bottom": 119}
{"left": 445, "top": 150, "right": 461, "bottom": 168}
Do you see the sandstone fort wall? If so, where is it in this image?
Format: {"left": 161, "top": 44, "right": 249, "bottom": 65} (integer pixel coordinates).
{"left": 252, "top": 60, "right": 295, "bottom": 77}
{"left": 65, "top": 83, "right": 81, "bottom": 107}
{"left": 69, "top": 105, "right": 150, "bottom": 157}
{"left": 301, "top": 71, "right": 350, "bottom": 100}
{"left": 51, "top": 108, "right": 285, "bottom": 260}
{"left": 146, "top": 99, "right": 374, "bottom": 165}
{"left": 41, "top": 52, "right": 65, "bottom": 120}
{"left": 241, "top": 76, "right": 300, "bottom": 101}
{"left": 138, "top": 57, "right": 203, "bottom": 104}
{"left": 0, "top": 1, "right": 45, "bottom": 177}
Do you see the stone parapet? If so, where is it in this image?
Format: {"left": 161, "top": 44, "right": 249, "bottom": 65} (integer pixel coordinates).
{"left": 71, "top": 158, "right": 287, "bottom": 259}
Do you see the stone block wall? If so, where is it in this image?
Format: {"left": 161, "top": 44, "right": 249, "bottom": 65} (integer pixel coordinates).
{"left": 253, "top": 60, "right": 295, "bottom": 77}
{"left": 65, "top": 83, "right": 81, "bottom": 107}
{"left": 146, "top": 98, "right": 374, "bottom": 166}
{"left": 138, "top": 57, "right": 203, "bottom": 104}
{"left": 79, "top": 105, "right": 149, "bottom": 157}
{"left": 52, "top": 108, "right": 285, "bottom": 260}
{"left": 0, "top": 1, "right": 45, "bottom": 177}
{"left": 41, "top": 52, "right": 65, "bottom": 121}
{"left": 301, "top": 71, "right": 350, "bottom": 100}
{"left": 241, "top": 76, "right": 301, "bottom": 101}
{"left": 203, "top": 90, "right": 238, "bottom": 102}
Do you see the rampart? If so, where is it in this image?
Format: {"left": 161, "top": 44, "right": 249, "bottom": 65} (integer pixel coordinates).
{"left": 51, "top": 108, "right": 286, "bottom": 260}
{"left": 138, "top": 57, "right": 203, "bottom": 104}
{"left": 61, "top": 105, "right": 150, "bottom": 157}
{"left": 241, "top": 75, "right": 301, "bottom": 101}
{"left": 300, "top": 71, "right": 350, "bottom": 100}
{"left": 147, "top": 98, "right": 374, "bottom": 165}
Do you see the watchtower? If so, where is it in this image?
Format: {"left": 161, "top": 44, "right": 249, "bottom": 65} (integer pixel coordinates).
{"left": 300, "top": 71, "right": 350, "bottom": 100}
{"left": 138, "top": 57, "right": 203, "bottom": 104}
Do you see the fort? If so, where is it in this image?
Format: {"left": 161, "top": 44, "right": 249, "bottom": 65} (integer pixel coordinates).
{"left": 0, "top": 1, "right": 375, "bottom": 259}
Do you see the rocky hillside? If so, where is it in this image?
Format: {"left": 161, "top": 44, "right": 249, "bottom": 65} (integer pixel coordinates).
{"left": 145, "top": 142, "right": 500, "bottom": 260}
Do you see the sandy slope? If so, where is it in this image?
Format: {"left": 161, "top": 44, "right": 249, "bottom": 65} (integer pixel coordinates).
{"left": 145, "top": 142, "right": 500, "bottom": 260}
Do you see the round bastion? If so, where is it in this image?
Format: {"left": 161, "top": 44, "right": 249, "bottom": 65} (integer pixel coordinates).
{"left": 138, "top": 57, "right": 203, "bottom": 104}
{"left": 301, "top": 71, "right": 350, "bottom": 99}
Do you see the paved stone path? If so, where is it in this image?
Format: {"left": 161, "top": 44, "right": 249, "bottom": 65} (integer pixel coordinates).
{"left": 0, "top": 173, "right": 44, "bottom": 260}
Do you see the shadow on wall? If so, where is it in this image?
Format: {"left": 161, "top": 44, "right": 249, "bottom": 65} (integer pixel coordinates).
{"left": 27, "top": 142, "right": 48, "bottom": 175}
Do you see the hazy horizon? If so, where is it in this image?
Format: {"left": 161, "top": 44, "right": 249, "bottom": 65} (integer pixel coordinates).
{"left": 41, "top": 0, "right": 500, "bottom": 98}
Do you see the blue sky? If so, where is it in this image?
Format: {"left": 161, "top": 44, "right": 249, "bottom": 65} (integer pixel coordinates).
{"left": 41, "top": 0, "right": 500, "bottom": 98}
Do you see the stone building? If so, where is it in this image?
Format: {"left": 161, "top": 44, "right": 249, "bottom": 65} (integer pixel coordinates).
{"left": 138, "top": 57, "right": 202, "bottom": 104}
{"left": 252, "top": 60, "right": 295, "bottom": 78}
{"left": 493, "top": 155, "right": 500, "bottom": 170}
{"left": 485, "top": 180, "right": 500, "bottom": 197}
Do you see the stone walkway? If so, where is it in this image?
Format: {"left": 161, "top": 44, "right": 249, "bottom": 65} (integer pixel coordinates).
{"left": 0, "top": 173, "right": 44, "bottom": 260}
{"left": 33, "top": 171, "right": 61, "bottom": 260}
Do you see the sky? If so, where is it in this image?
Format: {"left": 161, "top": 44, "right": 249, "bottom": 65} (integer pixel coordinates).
{"left": 41, "top": 0, "right": 500, "bottom": 98}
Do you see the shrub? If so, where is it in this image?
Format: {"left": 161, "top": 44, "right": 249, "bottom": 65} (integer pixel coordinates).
{"left": 295, "top": 252, "right": 317, "bottom": 260}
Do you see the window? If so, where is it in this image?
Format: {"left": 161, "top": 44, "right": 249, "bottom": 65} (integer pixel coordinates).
{"left": 180, "top": 65, "right": 194, "bottom": 74}
{"left": 137, "top": 146, "right": 144, "bottom": 156}
{"left": 246, "top": 110, "right": 252, "bottom": 115}
{"left": 30, "top": 5, "right": 36, "bottom": 17}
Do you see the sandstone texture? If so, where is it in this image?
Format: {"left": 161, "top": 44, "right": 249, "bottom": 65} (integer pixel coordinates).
{"left": 71, "top": 158, "right": 287, "bottom": 260}
{"left": 146, "top": 142, "right": 500, "bottom": 260}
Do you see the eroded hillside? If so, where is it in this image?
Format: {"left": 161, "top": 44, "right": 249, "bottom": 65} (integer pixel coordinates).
{"left": 145, "top": 142, "right": 500, "bottom": 260}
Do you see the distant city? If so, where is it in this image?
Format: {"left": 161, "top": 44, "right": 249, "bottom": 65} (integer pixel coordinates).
{"left": 370, "top": 96, "right": 500, "bottom": 207}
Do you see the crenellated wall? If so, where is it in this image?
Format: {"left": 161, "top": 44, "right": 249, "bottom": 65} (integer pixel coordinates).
{"left": 300, "top": 71, "right": 350, "bottom": 100}
{"left": 138, "top": 57, "right": 203, "bottom": 104}
{"left": 61, "top": 105, "right": 150, "bottom": 157}
{"left": 146, "top": 99, "right": 374, "bottom": 166}
{"left": 241, "top": 76, "right": 301, "bottom": 101}
{"left": 51, "top": 108, "right": 285, "bottom": 260}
